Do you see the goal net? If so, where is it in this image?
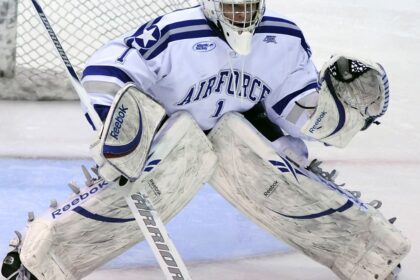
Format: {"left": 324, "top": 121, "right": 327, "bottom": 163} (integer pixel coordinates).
{"left": 0, "top": 0, "right": 196, "bottom": 100}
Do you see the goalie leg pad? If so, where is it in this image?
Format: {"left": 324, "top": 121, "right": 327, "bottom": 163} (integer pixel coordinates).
{"left": 208, "top": 112, "right": 410, "bottom": 280}
{"left": 19, "top": 111, "right": 217, "bottom": 280}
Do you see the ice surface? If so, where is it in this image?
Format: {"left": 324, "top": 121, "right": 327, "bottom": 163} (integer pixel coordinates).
{"left": 1, "top": 0, "right": 419, "bottom": 279}
{"left": 0, "top": 159, "right": 289, "bottom": 268}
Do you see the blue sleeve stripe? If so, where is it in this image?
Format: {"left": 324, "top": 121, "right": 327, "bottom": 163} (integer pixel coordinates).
{"left": 144, "top": 29, "right": 219, "bottom": 60}
{"left": 94, "top": 104, "right": 110, "bottom": 122}
{"left": 82, "top": 65, "right": 133, "bottom": 83}
{"left": 84, "top": 104, "right": 110, "bottom": 131}
{"left": 255, "top": 25, "right": 311, "bottom": 56}
{"left": 272, "top": 82, "right": 319, "bottom": 116}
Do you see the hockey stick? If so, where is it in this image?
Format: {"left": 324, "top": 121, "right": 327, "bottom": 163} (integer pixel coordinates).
{"left": 30, "top": 0, "right": 102, "bottom": 129}
{"left": 30, "top": 1, "right": 192, "bottom": 279}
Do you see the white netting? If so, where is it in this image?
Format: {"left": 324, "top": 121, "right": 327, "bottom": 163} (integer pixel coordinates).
{"left": 0, "top": 0, "right": 196, "bottom": 100}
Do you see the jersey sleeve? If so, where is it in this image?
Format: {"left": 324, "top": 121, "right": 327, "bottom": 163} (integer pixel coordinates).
{"left": 263, "top": 42, "right": 319, "bottom": 140}
{"left": 81, "top": 17, "right": 167, "bottom": 128}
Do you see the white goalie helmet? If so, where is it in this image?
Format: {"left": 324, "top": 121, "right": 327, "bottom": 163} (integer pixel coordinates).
{"left": 200, "top": 0, "right": 266, "bottom": 55}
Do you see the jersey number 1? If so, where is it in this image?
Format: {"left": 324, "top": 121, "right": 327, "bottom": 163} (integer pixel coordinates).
{"left": 212, "top": 99, "right": 225, "bottom": 118}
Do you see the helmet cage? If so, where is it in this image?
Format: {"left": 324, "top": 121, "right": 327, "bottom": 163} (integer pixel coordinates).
{"left": 201, "top": 0, "right": 265, "bottom": 55}
{"left": 216, "top": 0, "right": 263, "bottom": 32}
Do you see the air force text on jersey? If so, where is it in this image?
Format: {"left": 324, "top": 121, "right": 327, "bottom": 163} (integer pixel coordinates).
{"left": 177, "top": 69, "right": 271, "bottom": 106}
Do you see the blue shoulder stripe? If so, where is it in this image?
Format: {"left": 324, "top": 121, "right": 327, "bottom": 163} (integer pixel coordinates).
{"left": 257, "top": 16, "right": 311, "bottom": 56}
{"left": 161, "top": 19, "right": 209, "bottom": 37}
{"left": 145, "top": 29, "right": 218, "bottom": 60}
{"left": 139, "top": 19, "right": 220, "bottom": 60}
{"left": 272, "top": 82, "right": 319, "bottom": 116}
{"left": 82, "top": 65, "right": 133, "bottom": 83}
{"left": 131, "top": 15, "right": 164, "bottom": 37}
{"left": 124, "top": 18, "right": 218, "bottom": 60}
{"left": 261, "top": 16, "right": 297, "bottom": 26}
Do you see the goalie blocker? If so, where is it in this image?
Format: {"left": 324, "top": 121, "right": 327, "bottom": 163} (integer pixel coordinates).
{"left": 90, "top": 83, "right": 167, "bottom": 182}
{"left": 5, "top": 91, "right": 216, "bottom": 280}
{"left": 209, "top": 112, "right": 410, "bottom": 280}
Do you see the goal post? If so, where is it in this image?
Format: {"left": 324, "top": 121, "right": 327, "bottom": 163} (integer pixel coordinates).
{"left": 0, "top": 0, "right": 196, "bottom": 100}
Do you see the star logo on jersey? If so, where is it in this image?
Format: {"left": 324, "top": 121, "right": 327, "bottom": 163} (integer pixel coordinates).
{"left": 132, "top": 25, "right": 161, "bottom": 50}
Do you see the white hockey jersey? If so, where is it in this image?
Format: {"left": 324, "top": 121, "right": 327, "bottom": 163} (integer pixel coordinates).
{"left": 82, "top": 5, "right": 319, "bottom": 136}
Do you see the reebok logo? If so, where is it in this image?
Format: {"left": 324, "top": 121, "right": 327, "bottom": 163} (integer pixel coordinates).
{"left": 147, "top": 179, "right": 161, "bottom": 196}
{"left": 50, "top": 181, "right": 109, "bottom": 219}
{"left": 110, "top": 104, "right": 129, "bottom": 140}
{"left": 309, "top": 111, "right": 327, "bottom": 133}
{"left": 264, "top": 181, "right": 279, "bottom": 197}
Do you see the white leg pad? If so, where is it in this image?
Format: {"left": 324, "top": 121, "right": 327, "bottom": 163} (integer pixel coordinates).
{"left": 208, "top": 112, "right": 410, "bottom": 280}
{"left": 20, "top": 112, "right": 217, "bottom": 280}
